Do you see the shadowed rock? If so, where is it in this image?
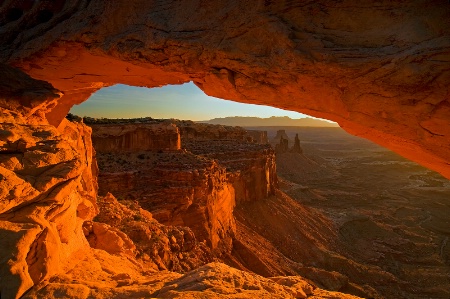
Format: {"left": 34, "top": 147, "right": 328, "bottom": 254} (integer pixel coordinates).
{"left": 0, "top": 0, "right": 448, "bottom": 177}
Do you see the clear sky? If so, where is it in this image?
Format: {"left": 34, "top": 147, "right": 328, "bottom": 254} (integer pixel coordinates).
{"left": 69, "top": 82, "right": 311, "bottom": 121}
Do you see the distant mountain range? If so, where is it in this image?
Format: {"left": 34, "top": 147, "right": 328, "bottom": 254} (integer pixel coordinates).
{"left": 199, "top": 116, "right": 339, "bottom": 127}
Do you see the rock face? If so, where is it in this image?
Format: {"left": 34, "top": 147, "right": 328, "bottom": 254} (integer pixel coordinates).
{"left": 92, "top": 120, "right": 277, "bottom": 257}
{"left": 177, "top": 120, "right": 249, "bottom": 141}
{"left": 0, "top": 0, "right": 449, "bottom": 178}
{"left": 246, "top": 129, "right": 269, "bottom": 144}
{"left": 185, "top": 139, "right": 277, "bottom": 204}
{"left": 275, "top": 136, "right": 290, "bottom": 154}
{"left": 273, "top": 130, "right": 291, "bottom": 143}
{"left": 1, "top": 1, "right": 450, "bottom": 298}
{"left": 291, "top": 134, "right": 303, "bottom": 153}
{"left": 22, "top": 262, "right": 362, "bottom": 299}
{"left": 90, "top": 123, "right": 181, "bottom": 152}
{"left": 91, "top": 192, "right": 213, "bottom": 273}
{"left": 0, "top": 105, "right": 98, "bottom": 298}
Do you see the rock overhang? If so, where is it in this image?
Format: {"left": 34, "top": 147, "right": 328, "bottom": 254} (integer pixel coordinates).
{"left": 1, "top": 0, "right": 449, "bottom": 178}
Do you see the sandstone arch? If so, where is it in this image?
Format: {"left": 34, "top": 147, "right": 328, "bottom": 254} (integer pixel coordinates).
{"left": 2, "top": 0, "right": 450, "bottom": 178}
{"left": 1, "top": 1, "right": 450, "bottom": 297}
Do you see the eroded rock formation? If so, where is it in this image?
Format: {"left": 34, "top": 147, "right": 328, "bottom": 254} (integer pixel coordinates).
{"left": 291, "top": 134, "right": 303, "bottom": 153}
{"left": 0, "top": 0, "right": 449, "bottom": 178}
{"left": 90, "top": 123, "right": 181, "bottom": 152}
{"left": 92, "top": 120, "right": 276, "bottom": 257}
{"left": 0, "top": 92, "right": 98, "bottom": 298}
{"left": 1, "top": 1, "right": 450, "bottom": 298}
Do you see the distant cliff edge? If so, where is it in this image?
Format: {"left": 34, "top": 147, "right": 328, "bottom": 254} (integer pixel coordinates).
{"left": 200, "top": 116, "right": 339, "bottom": 127}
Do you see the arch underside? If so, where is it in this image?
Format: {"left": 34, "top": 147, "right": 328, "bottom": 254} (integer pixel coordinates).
{"left": 1, "top": 0, "right": 450, "bottom": 176}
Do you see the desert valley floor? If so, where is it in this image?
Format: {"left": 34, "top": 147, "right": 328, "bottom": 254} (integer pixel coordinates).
{"left": 253, "top": 126, "right": 450, "bottom": 298}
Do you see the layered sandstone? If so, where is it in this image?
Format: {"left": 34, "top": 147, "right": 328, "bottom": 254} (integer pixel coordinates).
{"left": 95, "top": 149, "right": 232, "bottom": 250}
{"left": 0, "top": 103, "right": 98, "bottom": 298}
{"left": 177, "top": 120, "right": 249, "bottom": 141}
{"left": 176, "top": 120, "right": 268, "bottom": 144}
{"left": 23, "top": 262, "right": 362, "bottom": 299}
{"left": 1, "top": 1, "right": 450, "bottom": 298}
{"left": 90, "top": 192, "right": 213, "bottom": 272}
{"left": 92, "top": 120, "right": 276, "bottom": 257}
{"left": 1, "top": 1, "right": 448, "bottom": 178}
{"left": 184, "top": 140, "right": 277, "bottom": 204}
{"left": 246, "top": 129, "right": 269, "bottom": 144}
{"left": 89, "top": 122, "right": 181, "bottom": 152}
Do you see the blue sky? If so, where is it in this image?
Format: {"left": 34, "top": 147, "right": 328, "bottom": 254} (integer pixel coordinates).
{"left": 70, "top": 82, "right": 310, "bottom": 120}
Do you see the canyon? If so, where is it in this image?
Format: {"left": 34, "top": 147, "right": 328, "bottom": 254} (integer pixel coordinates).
{"left": 86, "top": 118, "right": 391, "bottom": 298}
{"left": 90, "top": 119, "right": 277, "bottom": 257}
{"left": 71, "top": 118, "right": 450, "bottom": 298}
{"left": 1, "top": 1, "right": 450, "bottom": 298}
{"left": 1, "top": 100, "right": 360, "bottom": 298}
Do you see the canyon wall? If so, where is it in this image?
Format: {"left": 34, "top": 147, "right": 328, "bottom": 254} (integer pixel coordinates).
{"left": 246, "top": 129, "right": 269, "bottom": 144}
{"left": 92, "top": 121, "right": 276, "bottom": 256}
{"left": 90, "top": 123, "right": 180, "bottom": 152}
{"left": 1, "top": 0, "right": 449, "bottom": 178}
{"left": 176, "top": 120, "right": 268, "bottom": 143}
{"left": 177, "top": 121, "right": 249, "bottom": 141}
{"left": 1, "top": 1, "right": 450, "bottom": 298}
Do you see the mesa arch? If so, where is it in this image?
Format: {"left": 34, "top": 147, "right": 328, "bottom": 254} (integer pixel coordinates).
{"left": 1, "top": 1, "right": 450, "bottom": 298}
{"left": 2, "top": 0, "right": 450, "bottom": 178}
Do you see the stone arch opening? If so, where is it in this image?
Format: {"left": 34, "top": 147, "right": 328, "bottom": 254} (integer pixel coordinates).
{"left": 1, "top": 1, "right": 450, "bottom": 298}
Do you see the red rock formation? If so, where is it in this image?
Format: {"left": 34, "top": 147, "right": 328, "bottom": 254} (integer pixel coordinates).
{"left": 1, "top": 1, "right": 450, "bottom": 298}
{"left": 92, "top": 193, "right": 213, "bottom": 272}
{"left": 291, "top": 134, "right": 303, "bottom": 153}
{"left": 92, "top": 121, "right": 277, "bottom": 257}
{"left": 95, "top": 147, "right": 236, "bottom": 254}
{"left": 90, "top": 123, "right": 181, "bottom": 152}
{"left": 273, "top": 130, "right": 291, "bottom": 142}
{"left": 185, "top": 140, "right": 277, "bottom": 203}
{"left": 246, "top": 129, "right": 269, "bottom": 144}
{"left": 0, "top": 113, "right": 98, "bottom": 297}
{"left": 275, "top": 135, "right": 290, "bottom": 154}
{"left": 3, "top": 1, "right": 449, "bottom": 178}
{"left": 22, "top": 261, "right": 362, "bottom": 299}
{"left": 0, "top": 69, "right": 360, "bottom": 299}
{"left": 176, "top": 120, "right": 250, "bottom": 142}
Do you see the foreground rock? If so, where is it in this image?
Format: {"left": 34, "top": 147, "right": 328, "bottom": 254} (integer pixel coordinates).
{"left": 24, "top": 262, "right": 362, "bottom": 299}
{"left": 92, "top": 193, "right": 213, "bottom": 272}
{"left": 0, "top": 113, "right": 97, "bottom": 298}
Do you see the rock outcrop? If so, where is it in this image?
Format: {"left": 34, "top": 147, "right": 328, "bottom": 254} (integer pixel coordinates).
{"left": 246, "top": 129, "right": 269, "bottom": 144}
{"left": 184, "top": 139, "right": 277, "bottom": 204}
{"left": 0, "top": 105, "right": 98, "bottom": 298}
{"left": 273, "top": 130, "right": 291, "bottom": 142}
{"left": 0, "top": 0, "right": 449, "bottom": 178}
{"left": 92, "top": 120, "right": 277, "bottom": 257}
{"left": 92, "top": 192, "right": 213, "bottom": 273}
{"left": 275, "top": 135, "right": 290, "bottom": 154}
{"left": 177, "top": 120, "right": 250, "bottom": 141}
{"left": 274, "top": 132, "right": 303, "bottom": 154}
{"left": 90, "top": 123, "right": 181, "bottom": 152}
{"left": 22, "top": 262, "right": 362, "bottom": 299}
{"left": 291, "top": 134, "right": 303, "bottom": 153}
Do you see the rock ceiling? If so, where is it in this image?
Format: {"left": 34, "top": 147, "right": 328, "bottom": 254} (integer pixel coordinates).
{"left": 1, "top": 0, "right": 449, "bottom": 177}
